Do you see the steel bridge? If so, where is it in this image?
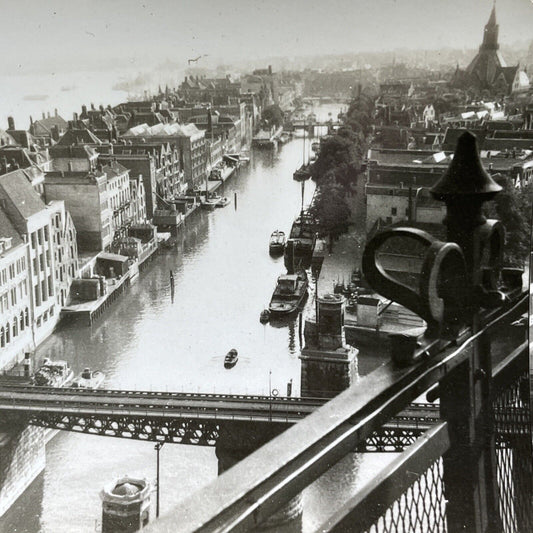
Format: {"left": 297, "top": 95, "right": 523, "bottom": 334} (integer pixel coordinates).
{"left": 0, "top": 384, "right": 440, "bottom": 450}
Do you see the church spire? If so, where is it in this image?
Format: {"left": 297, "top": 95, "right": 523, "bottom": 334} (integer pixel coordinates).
{"left": 482, "top": 2, "right": 499, "bottom": 50}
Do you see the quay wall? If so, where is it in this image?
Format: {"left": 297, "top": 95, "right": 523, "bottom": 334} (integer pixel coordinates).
{"left": 0, "top": 421, "right": 45, "bottom": 518}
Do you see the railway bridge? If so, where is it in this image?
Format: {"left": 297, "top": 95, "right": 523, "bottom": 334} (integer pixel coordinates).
{"left": 0, "top": 385, "right": 440, "bottom": 451}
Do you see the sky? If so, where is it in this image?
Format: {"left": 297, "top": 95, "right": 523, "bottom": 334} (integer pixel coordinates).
{"left": 1, "top": 0, "right": 531, "bottom": 73}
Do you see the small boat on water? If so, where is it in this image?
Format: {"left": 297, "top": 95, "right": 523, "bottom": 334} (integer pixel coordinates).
{"left": 224, "top": 349, "right": 238, "bottom": 369}
{"left": 32, "top": 358, "right": 73, "bottom": 387}
{"left": 269, "top": 230, "right": 286, "bottom": 255}
{"left": 71, "top": 368, "right": 105, "bottom": 389}
{"left": 269, "top": 271, "right": 308, "bottom": 316}
{"left": 216, "top": 197, "right": 230, "bottom": 208}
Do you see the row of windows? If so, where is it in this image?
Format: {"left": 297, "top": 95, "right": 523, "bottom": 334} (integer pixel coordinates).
{"left": 33, "top": 275, "right": 53, "bottom": 307}
{"left": 30, "top": 227, "right": 50, "bottom": 249}
{"left": 0, "top": 308, "right": 30, "bottom": 348}
{"left": 0, "top": 256, "right": 26, "bottom": 287}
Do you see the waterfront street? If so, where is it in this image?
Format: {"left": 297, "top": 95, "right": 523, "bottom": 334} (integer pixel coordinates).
{"left": 0, "top": 105, "right": 388, "bottom": 533}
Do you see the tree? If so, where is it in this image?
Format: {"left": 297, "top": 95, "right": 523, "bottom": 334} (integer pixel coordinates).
{"left": 262, "top": 104, "right": 283, "bottom": 128}
{"left": 486, "top": 181, "right": 533, "bottom": 267}
{"left": 309, "top": 175, "right": 352, "bottom": 240}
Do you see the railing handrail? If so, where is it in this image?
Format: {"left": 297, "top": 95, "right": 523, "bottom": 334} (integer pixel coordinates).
{"left": 148, "top": 292, "right": 527, "bottom": 532}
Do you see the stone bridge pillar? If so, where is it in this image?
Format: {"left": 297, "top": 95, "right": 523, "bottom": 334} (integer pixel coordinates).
{"left": 215, "top": 421, "right": 302, "bottom": 531}
{"left": 300, "top": 294, "right": 359, "bottom": 398}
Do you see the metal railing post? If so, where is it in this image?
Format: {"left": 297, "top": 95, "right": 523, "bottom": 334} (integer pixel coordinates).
{"left": 431, "top": 132, "right": 503, "bottom": 533}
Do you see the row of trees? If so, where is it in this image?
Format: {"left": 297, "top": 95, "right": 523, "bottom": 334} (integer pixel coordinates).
{"left": 309, "top": 91, "right": 376, "bottom": 240}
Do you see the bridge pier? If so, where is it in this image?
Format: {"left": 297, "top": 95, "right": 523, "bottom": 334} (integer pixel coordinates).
{"left": 215, "top": 421, "right": 302, "bottom": 531}
{"left": 300, "top": 294, "right": 358, "bottom": 398}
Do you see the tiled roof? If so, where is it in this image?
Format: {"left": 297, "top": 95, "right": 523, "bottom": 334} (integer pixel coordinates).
{"left": 0, "top": 169, "right": 46, "bottom": 219}
{"left": 0, "top": 207, "right": 23, "bottom": 247}
{"left": 57, "top": 129, "right": 102, "bottom": 146}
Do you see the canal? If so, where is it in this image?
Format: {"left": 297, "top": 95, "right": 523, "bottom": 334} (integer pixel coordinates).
{"left": 1, "top": 104, "right": 389, "bottom": 533}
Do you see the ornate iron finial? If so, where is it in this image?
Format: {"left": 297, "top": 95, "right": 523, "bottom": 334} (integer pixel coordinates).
{"left": 431, "top": 131, "right": 501, "bottom": 200}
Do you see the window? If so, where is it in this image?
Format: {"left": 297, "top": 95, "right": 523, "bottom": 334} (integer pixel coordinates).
{"left": 44, "top": 226, "right": 49, "bottom": 241}
{"left": 41, "top": 280, "right": 47, "bottom": 301}
{"left": 38, "top": 230, "right": 43, "bottom": 246}
{"left": 0, "top": 327, "right": 4, "bottom": 347}
{"left": 20, "top": 312, "right": 24, "bottom": 331}
{"left": 5, "top": 322, "right": 10, "bottom": 344}
{"left": 48, "top": 276, "right": 53, "bottom": 297}
{"left": 40, "top": 253, "right": 45, "bottom": 271}
{"left": 12, "top": 317, "right": 18, "bottom": 337}
{"left": 391, "top": 207, "right": 397, "bottom": 216}
{"left": 34, "top": 285, "right": 41, "bottom": 307}
{"left": 25, "top": 307, "right": 29, "bottom": 327}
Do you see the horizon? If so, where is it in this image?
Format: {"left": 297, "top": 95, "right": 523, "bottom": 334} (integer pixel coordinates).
{"left": 1, "top": 0, "right": 531, "bottom": 74}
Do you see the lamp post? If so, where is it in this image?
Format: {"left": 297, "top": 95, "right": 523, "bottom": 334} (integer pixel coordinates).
{"left": 154, "top": 442, "right": 164, "bottom": 518}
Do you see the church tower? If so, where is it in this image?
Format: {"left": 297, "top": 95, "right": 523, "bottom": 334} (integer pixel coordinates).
{"left": 481, "top": 4, "right": 499, "bottom": 51}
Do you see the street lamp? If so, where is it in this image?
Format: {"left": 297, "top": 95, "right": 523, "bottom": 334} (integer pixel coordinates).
{"left": 154, "top": 442, "right": 164, "bottom": 518}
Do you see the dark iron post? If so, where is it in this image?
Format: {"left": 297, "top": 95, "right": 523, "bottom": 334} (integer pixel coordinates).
{"left": 431, "top": 132, "right": 502, "bottom": 533}
{"left": 155, "top": 442, "right": 164, "bottom": 518}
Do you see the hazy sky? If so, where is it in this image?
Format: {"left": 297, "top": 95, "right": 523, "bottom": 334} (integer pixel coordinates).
{"left": 1, "top": 0, "right": 532, "bottom": 71}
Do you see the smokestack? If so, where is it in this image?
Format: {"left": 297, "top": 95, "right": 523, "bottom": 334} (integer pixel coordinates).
{"left": 7, "top": 117, "right": 14, "bottom": 130}
{"left": 268, "top": 65, "right": 272, "bottom": 75}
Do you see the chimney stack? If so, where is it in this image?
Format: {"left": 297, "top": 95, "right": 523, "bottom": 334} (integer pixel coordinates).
{"left": 47, "top": 112, "right": 51, "bottom": 118}
{"left": 91, "top": 103, "right": 96, "bottom": 110}
{"left": 7, "top": 117, "right": 15, "bottom": 130}
{"left": 54, "top": 108, "right": 58, "bottom": 117}
{"left": 42, "top": 112, "right": 46, "bottom": 120}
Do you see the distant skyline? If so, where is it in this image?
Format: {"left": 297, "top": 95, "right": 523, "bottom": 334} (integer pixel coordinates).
{"left": 1, "top": 0, "right": 532, "bottom": 73}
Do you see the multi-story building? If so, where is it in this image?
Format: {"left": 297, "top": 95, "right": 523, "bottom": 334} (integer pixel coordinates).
{"left": 122, "top": 123, "right": 206, "bottom": 190}
{"left": 28, "top": 110, "right": 68, "bottom": 146}
{"left": 103, "top": 161, "right": 132, "bottom": 241}
{"left": 0, "top": 170, "right": 60, "bottom": 346}
{"left": 48, "top": 202, "right": 78, "bottom": 308}
{"left": 44, "top": 169, "right": 112, "bottom": 252}
{"left": 129, "top": 175, "right": 147, "bottom": 225}
{"left": 0, "top": 211, "right": 31, "bottom": 369}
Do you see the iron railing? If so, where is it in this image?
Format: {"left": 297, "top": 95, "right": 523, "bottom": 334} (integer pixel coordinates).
{"left": 147, "top": 292, "right": 528, "bottom": 532}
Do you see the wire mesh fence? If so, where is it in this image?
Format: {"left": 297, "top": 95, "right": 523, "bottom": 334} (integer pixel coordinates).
{"left": 364, "top": 459, "right": 447, "bottom": 533}
{"left": 494, "top": 373, "right": 533, "bottom": 533}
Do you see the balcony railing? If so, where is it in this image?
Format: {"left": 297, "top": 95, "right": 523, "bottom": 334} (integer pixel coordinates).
{"left": 147, "top": 131, "right": 532, "bottom": 533}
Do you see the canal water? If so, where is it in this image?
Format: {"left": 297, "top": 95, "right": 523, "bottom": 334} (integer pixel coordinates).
{"left": 0, "top": 104, "right": 391, "bottom": 533}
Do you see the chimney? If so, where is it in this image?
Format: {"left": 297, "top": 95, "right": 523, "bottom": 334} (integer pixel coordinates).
{"left": 91, "top": 103, "right": 95, "bottom": 110}
{"left": 42, "top": 112, "right": 46, "bottom": 120}
{"left": 73, "top": 112, "right": 79, "bottom": 122}
{"left": 82, "top": 105, "right": 88, "bottom": 115}
{"left": 47, "top": 112, "right": 51, "bottom": 118}
{"left": 7, "top": 116, "right": 14, "bottom": 130}
{"left": 268, "top": 65, "right": 272, "bottom": 75}
{"left": 54, "top": 108, "right": 58, "bottom": 117}
{"left": 99, "top": 105, "right": 104, "bottom": 112}
{"left": 29, "top": 115, "right": 33, "bottom": 126}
